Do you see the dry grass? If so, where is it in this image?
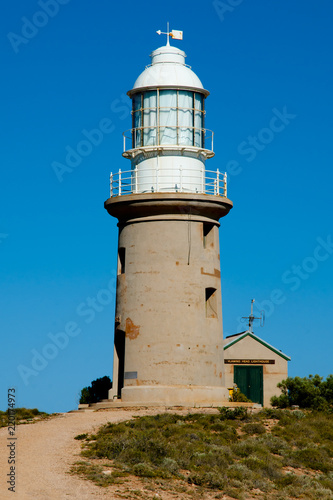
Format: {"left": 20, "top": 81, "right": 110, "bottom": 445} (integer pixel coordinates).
{"left": 0, "top": 407, "right": 53, "bottom": 427}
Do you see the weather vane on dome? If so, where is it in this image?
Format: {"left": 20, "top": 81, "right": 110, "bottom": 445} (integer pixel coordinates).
{"left": 156, "top": 22, "right": 183, "bottom": 46}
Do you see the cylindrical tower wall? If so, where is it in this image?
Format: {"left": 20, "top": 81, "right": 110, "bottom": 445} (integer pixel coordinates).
{"left": 117, "top": 218, "right": 223, "bottom": 386}
{"left": 106, "top": 193, "right": 233, "bottom": 404}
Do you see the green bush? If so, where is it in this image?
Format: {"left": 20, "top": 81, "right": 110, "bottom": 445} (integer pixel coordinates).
{"left": 188, "top": 468, "right": 225, "bottom": 489}
{"left": 79, "top": 376, "right": 112, "bottom": 404}
{"left": 288, "top": 447, "right": 333, "bottom": 473}
{"left": 258, "top": 407, "right": 285, "bottom": 419}
{"left": 271, "top": 374, "right": 333, "bottom": 409}
{"left": 231, "top": 388, "right": 252, "bottom": 403}
{"left": 218, "top": 406, "right": 249, "bottom": 420}
{"left": 75, "top": 433, "right": 88, "bottom": 440}
{"left": 321, "top": 374, "right": 333, "bottom": 404}
{"left": 256, "top": 434, "right": 290, "bottom": 455}
{"left": 243, "top": 422, "right": 266, "bottom": 435}
{"left": 132, "top": 462, "right": 157, "bottom": 477}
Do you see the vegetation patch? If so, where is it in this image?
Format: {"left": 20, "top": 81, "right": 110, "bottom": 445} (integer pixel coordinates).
{"left": 70, "top": 461, "right": 126, "bottom": 487}
{"left": 0, "top": 408, "right": 50, "bottom": 428}
{"left": 271, "top": 374, "right": 333, "bottom": 410}
{"left": 79, "top": 375, "right": 112, "bottom": 404}
{"left": 74, "top": 433, "right": 89, "bottom": 440}
{"left": 72, "top": 407, "right": 333, "bottom": 499}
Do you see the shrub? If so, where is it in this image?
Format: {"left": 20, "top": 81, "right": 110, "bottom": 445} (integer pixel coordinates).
{"left": 271, "top": 374, "right": 333, "bottom": 409}
{"left": 75, "top": 433, "right": 88, "bottom": 440}
{"left": 257, "top": 434, "right": 290, "bottom": 455}
{"left": 232, "top": 438, "right": 265, "bottom": 458}
{"left": 242, "top": 455, "right": 282, "bottom": 480}
{"left": 290, "top": 447, "right": 333, "bottom": 473}
{"left": 227, "top": 463, "right": 254, "bottom": 482}
{"left": 188, "top": 468, "right": 225, "bottom": 489}
{"left": 320, "top": 374, "right": 333, "bottom": 405}
{"left": 132, "top": 462, "right": 157, "bottom": 477}
{"left": 275, "top": 473, "right": 300, "bottom": 488}
{"left": 243, "top": 422, "right": 266, "bottom": 435}
{"left": 258, "top": 407, "right": 285, "bottom": 419}
{"left": 218, "top": 407, "right": 249, "bottom": 421}
{"left": 161, "top": 457, "right": 179, "bottom": 475}
{"left": 79, "top": 376, "right": 112, "bottom": 404}
{"left": 231, "top": 388, "right": 252, "bottom": 403}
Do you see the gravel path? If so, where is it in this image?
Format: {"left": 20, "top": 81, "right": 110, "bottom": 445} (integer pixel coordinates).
{"left": 0, "top": 409, "right": 157, "bottom": 499}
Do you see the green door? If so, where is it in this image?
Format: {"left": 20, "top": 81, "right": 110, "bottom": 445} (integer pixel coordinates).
{"left": 234, "top": 365, "right": 263, "bottom": 405}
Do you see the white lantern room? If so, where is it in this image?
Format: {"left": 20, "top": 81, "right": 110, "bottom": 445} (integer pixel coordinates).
{"left": 117, "top": 42, "right": 220, "bottom": 195}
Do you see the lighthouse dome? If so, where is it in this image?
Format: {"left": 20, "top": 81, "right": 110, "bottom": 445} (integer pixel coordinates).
{"left": 129, "top": 45, "right": 209, "bottom": 97}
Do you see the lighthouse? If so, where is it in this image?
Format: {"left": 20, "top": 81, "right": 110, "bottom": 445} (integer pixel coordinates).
{"left": 105, "top": 30, "right": 233, "bottom": 405}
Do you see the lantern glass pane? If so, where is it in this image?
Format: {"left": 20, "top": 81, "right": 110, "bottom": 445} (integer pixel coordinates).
{"left": 159, "top": 90, "right": 177, "bottom": 144}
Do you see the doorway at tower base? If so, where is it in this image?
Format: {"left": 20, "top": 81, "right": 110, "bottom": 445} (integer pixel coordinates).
{"left": 114, "top": 385, "right": 230, "bottom": 405}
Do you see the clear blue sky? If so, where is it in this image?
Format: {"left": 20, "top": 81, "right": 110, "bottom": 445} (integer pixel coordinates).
{"left": 1, "top": 0, "right": 332, "bottom": 413}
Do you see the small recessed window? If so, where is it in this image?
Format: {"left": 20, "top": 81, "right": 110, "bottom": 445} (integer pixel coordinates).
{"left": 203, "top": 222, "right": 215, "bottom": 249}
{"left": 118, "top": 247, "right": 126, "bottom": 274}
{"left": 205, "top": 287, "right": 217, "bottom": 318}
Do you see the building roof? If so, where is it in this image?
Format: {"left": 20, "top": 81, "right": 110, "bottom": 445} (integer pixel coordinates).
{"left": 224, "top": 331, "right": 291, "bottom": 361}
{"left": 128, "top": 44, "right": 209, "bottom": 97}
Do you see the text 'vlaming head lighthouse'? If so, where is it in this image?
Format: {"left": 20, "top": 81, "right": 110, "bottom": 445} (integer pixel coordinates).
{"left": 105, "top": 28, "right": 233, "bottom": 405}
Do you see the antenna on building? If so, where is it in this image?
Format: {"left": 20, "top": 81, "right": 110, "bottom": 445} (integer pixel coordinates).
{"left": 241, "top": 299, "right": 265, "bottom": 333}
{"left": 156, "top": 23, "right": 183, "bottom": 46}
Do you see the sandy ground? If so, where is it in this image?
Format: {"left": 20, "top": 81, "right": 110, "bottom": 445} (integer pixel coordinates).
{"left": 0, "top": 407, "right": 225, "bottom": 500}
{"left": 0, "top": 408, "right": 167, "bottom": 500}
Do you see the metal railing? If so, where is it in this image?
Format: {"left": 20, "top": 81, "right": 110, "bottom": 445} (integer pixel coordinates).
{"left": 123, "top": 126, "right": 214, "bottom": 153}
{"left": 109, "top": 166, "right": 227, "bottom": 198}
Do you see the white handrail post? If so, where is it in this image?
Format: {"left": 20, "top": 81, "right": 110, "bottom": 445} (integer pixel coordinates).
{"left": 180, "top": 166, "right": 183, "bottom": 192}
{"left": 156, "top": 164, "right": 159, "bottom": 192}
{"left": 135, "top": 166, "right": 138, "bottom": 194}
{"left": 224, "top": 172, "right": 227, "bottom": 197}
{"left": 118, "top": 168, "right": 122, "bottom": 196}
{"left": 216, "top": 169, "right": 220, "bottom": 196}
{"left": 214, "top": 178, "right": 217, "bottom": 196}
{"left": 110, "top": 172, "right": 113, "bottom": 197}
{"left": 201, "top": 166, "right": 204, "bottom": 194}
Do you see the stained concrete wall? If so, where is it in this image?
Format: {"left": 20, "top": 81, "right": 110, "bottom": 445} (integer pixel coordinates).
{"left": 105, "top": 193, "right": 233, "bottom": 404}
{"left": 223, "top": 335, "right": 289, "bottom": 407}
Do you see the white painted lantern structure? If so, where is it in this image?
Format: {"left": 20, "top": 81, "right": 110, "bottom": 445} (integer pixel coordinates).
{"left": 123, "top": 44, "right": 214, "bottom": 194}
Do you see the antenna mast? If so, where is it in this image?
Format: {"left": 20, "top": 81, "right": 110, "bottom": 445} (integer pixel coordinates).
{"left": 241, "top": 299, "right": 265, "bottom": 333}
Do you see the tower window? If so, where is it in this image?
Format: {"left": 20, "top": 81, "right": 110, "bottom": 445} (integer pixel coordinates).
{"left": 205, "top": 287, "right": 217, "bottom": 318}
{"left": 118, "top": 247, "right": 126, "bottom": 274}
{"left": 203, "top": 222, "right": 215, "bottom": 248}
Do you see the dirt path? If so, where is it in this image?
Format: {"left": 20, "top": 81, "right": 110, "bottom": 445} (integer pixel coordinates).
{"left": 0, "top": 408, "right": 166, "bottom": 500}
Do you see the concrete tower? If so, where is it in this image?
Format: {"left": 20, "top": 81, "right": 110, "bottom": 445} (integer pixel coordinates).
{"left": 105, "top": 35, "right": 233, "bottom": 405}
